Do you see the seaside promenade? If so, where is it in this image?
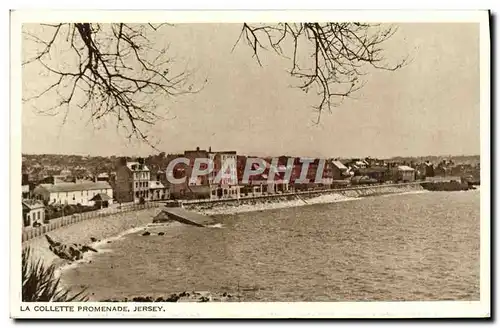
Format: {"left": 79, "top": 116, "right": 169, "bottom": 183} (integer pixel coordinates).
{"left": 22, "top": 202, "right": 159, "bottom": 243}
{"left": 22, "top": 178, "right": 465, "bottom": 244}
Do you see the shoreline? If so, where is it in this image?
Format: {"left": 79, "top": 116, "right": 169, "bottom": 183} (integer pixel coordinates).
{"left": 186, "top": 184, "right": 429, "bottom": 216}
{"left": 24, "top": 184, "right": 470, "bottom": 271}
{"left": 22, "top": 185, "right": 478, "bottom": 302}
{"left": 23, "top": 184, "right": 430, "bottom": 268}
{"left": 23, "top": 207, "right": 160, "bottom": 269}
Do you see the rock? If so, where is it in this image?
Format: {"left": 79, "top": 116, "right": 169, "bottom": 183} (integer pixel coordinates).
{"left": 165, "top": 294, "right": 181, "bottom": 302}
{"left": 107, "top": 241, "right": 112, "bottom": 244}
{"left": 142, "top": 231, "right": 151, "bottom": 236}
{"left": 45, "top": 234, "right": 98, "bottom": 262}
{"left": 90, "top": 237, "right": 97, "bottom": 242}
{"left": 158, "top": 232, "right": 165, "bottom": 236}
{"left": 100, "top": 291, "right": 239, "bottom": 302}
{"left": 45, "top": 235, "right": 61, "bottom": 247}
{"left": 81, "top": 245, "right": 98, "bottom": 253}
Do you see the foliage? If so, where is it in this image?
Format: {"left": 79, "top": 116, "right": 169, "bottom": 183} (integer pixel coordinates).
{"left": 22, "top": 247, "right": 88, "bottom": 302}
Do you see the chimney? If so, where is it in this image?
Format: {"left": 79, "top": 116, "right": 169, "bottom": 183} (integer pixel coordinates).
{"left": 209, "top": 146, "right": 212, "bottom": 153}
{"left": 196, "top": 146, "right": 200, "bottom": 151}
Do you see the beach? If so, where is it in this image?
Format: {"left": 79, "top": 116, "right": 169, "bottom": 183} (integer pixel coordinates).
{"left": 23, "top": 207, "right": 161, "bottom": 269}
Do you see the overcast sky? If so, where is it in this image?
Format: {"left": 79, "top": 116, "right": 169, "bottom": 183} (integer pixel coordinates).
{"left": 22, "top": 23, "right": 480, "bottom": 158}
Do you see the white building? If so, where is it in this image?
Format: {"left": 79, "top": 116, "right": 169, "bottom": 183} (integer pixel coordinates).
{"left": 33, "top": 181, "right": 113, "bottom": 206}
{"left": 208, "top": 150, "right": 240, "bottom": 199}
{"left": 22, "top": 199, "right": 45, "bottom": 227}
{"left": 397, "top": 165, "right": 416, "bottom": 182}
{"left": 149, "top": 180, "right": 169, "bottom": 200}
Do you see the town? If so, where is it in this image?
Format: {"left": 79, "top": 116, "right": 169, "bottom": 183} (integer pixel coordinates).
{"left": 21, "top": 147, "right": 480, "bottom": 228}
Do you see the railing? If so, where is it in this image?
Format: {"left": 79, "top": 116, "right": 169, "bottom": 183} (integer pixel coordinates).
{"left": 22, "top": 202, "right": 159, "bottom": 243}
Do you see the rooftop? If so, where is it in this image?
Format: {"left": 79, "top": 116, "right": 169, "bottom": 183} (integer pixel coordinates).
{"left": 149, "top": 181, "right": 165, "bottom": 189}
{"left": 126, "top": 162, "right": 149, "bottom": 172}
{"left": 22, "top": 199, "right": 44, "bottom": 210}
{"left": 358, "top": 167, "right": 388, "bottom": 173}
{"left": 398, "top": 165, "right": 416, "bottom": 171}
{"left": 37, "top": 181, "right": 112, "bottom": 193}
{"left": 331, "top": 160, "right": 348, "bottom": 170}
{"left": 90, "top": 193, "right": 112, "bottom": 201}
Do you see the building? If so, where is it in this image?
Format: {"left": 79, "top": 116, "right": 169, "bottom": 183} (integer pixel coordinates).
{"left": 331, "top": 160, "right": 350, "bottom": 180}
{"left": 169, "top": 148, "right": 211, "bottom": 200}
{"left": 244, "top": 159, "right": 290, "bottom": 195}
{"left": 356, "top": 166, "right": 389, "bottom": 183}
{"left": 149, "top": 180, "right": 169, "bottom": 201}
{"left": 114, "top": 161, "right": 151, "bottom": 203}
{"left": 96, "top": 172, "right": 110, "bottom": 182}
{"left": 89, "top": 193, "right": 112, "bottom": 208}
{"left": 397, "top": 165, "right": 416, "bottom": 182}
{"left": 33, "top": 181, "right": 113, "bottom": 206}
{"left": 184, "top": 147, "right": 210, "bottom": 186}
{"left": 208, "top": 150, "right": 241, "bottom": 199}
{"left": 22, "top": 199, "right": 45, "bottom": 227}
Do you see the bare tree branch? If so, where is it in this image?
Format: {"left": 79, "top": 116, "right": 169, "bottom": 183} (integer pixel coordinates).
{"left": 23, "top": 23, "right": 201, "bottom": 145}
{"left": 236, "top": 23, "right": 409, "bottom": 121}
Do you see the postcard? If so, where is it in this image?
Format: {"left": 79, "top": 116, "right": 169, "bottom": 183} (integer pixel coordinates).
{"left": 10, "top": 9, "right": 491, "bottom": 319}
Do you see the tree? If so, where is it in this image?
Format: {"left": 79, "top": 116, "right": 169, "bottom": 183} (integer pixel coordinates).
{"left": 23, "top": 23, "right": 197, "bottom": 146}
{"left": 23, "top": 22, "right": 407, "bottom": 142}
{"left": 235, "top": 23, "right": 408, "bottom": 123}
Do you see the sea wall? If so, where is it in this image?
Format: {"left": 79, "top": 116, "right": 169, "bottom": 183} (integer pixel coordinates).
{"left": 184, "top": 182, "right": 426, "bottom": 215}
{"left": 22, "top": 202, "right": 159, "bottom": 243}
{"left": 421, "top": 180, "right": 472, "bottom": 191}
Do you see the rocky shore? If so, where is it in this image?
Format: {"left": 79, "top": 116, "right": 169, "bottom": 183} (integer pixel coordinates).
{"left": 23, "top": 207, "right": 159, "bottom": 268}
{"left": 103, "top": 291, "right": 239, "bottom": 302}
{"left": 45, "top": 235, "right": 98, "bottom": 262}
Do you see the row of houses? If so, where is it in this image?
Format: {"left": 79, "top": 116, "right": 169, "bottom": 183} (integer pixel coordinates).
{"left": 21, "top": 149, "right": 480, "bottom": 227}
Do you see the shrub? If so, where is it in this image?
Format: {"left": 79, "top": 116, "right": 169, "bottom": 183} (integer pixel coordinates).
{"left": 22, "top": 247, "right": 88, "bottom": 302}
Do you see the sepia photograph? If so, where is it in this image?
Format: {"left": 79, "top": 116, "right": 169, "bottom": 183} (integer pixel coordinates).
{"left": 10, "top": 10, "right": 490, "bottom": 319}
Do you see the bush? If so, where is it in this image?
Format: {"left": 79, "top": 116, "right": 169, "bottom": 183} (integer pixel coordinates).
{"left": 22, "top": 247, "right": 88, "bottom": 302}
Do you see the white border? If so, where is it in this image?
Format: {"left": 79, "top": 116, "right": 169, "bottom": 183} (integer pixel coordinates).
{"left": 9, "top": 9, "right": 491, "bottom": 319}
